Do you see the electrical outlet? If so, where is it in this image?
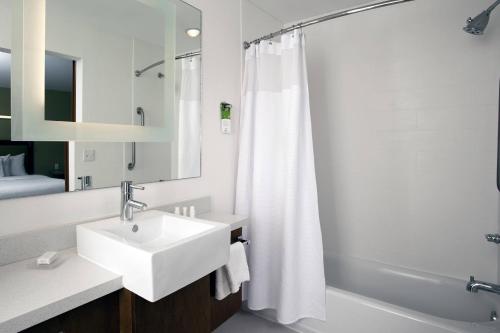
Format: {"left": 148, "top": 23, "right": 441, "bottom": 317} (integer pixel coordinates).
{"left": 83, "top": 149, "right": 96, "bottom": 162}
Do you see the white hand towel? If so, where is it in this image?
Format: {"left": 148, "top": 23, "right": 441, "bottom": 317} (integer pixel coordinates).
{"left": 227, "top": 242, "right": 250, "bottom": 293}
{"left": 215, "top": 242, "right": 250, "bottom": 300}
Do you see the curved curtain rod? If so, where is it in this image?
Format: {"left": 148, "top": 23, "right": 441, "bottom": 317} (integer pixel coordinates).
{"left": 135, "top": 51, "right": 201, "bottom": 77}
{"left": 243, "top": 0, "right": 415, "bottom": 49}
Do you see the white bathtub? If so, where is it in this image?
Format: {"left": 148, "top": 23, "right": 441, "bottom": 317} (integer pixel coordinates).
{"left": 254, "top": 255, "right": 500, "bottom": 333}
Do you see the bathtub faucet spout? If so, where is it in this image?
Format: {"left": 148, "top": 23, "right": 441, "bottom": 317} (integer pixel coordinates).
{"left": 466, "top": 276, "right": 500, "bottom": 295}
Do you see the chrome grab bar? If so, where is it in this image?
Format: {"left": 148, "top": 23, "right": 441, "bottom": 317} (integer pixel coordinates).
{"left": 128, "top": 107, "right": 145, "bottom": 171}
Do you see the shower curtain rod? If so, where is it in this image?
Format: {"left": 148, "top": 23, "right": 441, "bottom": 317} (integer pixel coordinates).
{"left": 243, "top": 0, "right": 415, "bottom": 49}
{"left": 175, "top": 50, "right": 201, "bottom": 60}
{"left": 135, "top": 51, "right": 201, "bottom": 77}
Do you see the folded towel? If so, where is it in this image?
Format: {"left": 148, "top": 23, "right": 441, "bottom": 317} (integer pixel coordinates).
{"left": 215, "top": 242, "right": 250, "bottom": 300}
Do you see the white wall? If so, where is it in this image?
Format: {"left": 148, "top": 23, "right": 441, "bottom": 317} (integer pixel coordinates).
{"left": 74, "top": 142, "right": 125, "bottom": 189}
{"left": 0, "top": 0, "right": 241, "bottom": 237}
{"left": 241, "top": 0, "right": 282, "bottom": 42}
{"left": 304, "top": 0, "right": 500, "bottom": 281}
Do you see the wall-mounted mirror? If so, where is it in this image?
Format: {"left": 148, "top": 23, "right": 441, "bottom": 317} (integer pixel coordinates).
{"left": 0, "top": 0, "right": 201, "bottom": 200}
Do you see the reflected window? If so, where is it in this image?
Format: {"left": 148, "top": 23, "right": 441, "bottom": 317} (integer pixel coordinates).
{"left": 44, "top": 54, "right": 75, "bottom": 122}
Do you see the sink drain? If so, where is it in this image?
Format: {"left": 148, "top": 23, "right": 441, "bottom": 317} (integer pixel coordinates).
{"left": 490, "top": 311, "right": 497, "bottom": 321}
{"left": 132, "top": 224, "right": 139, "bottom": 233}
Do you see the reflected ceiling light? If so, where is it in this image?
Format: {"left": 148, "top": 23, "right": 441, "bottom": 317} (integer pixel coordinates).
{"left": 186, "top": 28, "right": 201, "bottom": 38}
{"left": 0, "top": 115, "right": 11, "bottom": 120}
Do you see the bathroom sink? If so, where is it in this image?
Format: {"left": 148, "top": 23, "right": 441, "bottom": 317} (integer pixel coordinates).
{"left": 77, "top": 210, "right": 230, "bottom": 302}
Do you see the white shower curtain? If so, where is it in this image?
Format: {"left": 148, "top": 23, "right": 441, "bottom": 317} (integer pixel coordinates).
{"left": 178, "top": 55, "right": 201, "bottom": 178}
{"left": 235, "top": 31, "right": 325, "bottom": 324}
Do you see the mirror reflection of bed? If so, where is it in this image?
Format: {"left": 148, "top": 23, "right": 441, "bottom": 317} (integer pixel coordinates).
{"left": 0, "top": 141, "right": 67, "bottom": 200}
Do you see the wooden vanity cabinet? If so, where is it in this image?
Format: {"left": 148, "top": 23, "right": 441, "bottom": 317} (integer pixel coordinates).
{"left": 120, "top": 276, "right": 212, "bottom": 333}
{"left": 22, "top": 228, "right": 243, "bottom": 333}
{"left": 21, "top": 291, "right": 120, "bottom": 333}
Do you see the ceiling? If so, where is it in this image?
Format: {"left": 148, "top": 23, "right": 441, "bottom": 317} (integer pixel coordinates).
{"left": 247, "top": 0, "right": 371, "bottom": 23}
{"left": 173, "top": 0, "right": 201, "bottom": 54}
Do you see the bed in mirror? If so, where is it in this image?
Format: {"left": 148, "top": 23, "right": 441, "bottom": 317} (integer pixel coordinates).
{"left": 0, "top": 0, "right": 201, "bottom": 200}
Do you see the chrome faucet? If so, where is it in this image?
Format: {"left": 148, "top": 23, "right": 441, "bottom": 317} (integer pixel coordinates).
{"left": 120, "top": 181, "right": 148, "bottom": 221}
{"left": 466, "top": 276, "right": 500, "bottom": 295}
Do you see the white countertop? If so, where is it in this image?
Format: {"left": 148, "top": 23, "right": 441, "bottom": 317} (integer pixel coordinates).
{"left": 198, "top": 212, "right": 248, "bottom": 231}
{"left": 0, "top": 248, "right": 122, "bottom": 333}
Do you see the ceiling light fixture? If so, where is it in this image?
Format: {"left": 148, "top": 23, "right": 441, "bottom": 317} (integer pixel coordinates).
{"left": 0, "top": 115, "right": 11, "bottom": 120}
{"left": 186, "top": 28, "right": 201, "bottom": 38}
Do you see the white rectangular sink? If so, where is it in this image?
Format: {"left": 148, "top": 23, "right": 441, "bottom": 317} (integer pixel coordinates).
{"left": 77, "top": 210, "right": 230, "bottom": 302}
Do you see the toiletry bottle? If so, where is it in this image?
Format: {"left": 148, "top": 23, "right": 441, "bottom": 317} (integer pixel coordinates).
{"left": 189, "top": 206, "right": 196, "bottom": 218}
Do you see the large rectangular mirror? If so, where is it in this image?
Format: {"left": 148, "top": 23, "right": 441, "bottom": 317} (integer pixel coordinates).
{"left": 0, "top": 0, "right": 201, "bottom": 200}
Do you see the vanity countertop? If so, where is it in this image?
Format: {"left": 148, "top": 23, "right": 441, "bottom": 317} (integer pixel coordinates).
{"left": 0, "top": 248, "right": 122, "bottom": 333}
{"left": 198, "top": 212, "right": 249, "bottom": 231}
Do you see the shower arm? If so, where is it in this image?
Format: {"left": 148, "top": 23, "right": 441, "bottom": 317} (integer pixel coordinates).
{"left": 128, "top": 108, "right": 145, "bottom": 171}
{"left": 487, "top": 0, "right": 500, "bottom": 13}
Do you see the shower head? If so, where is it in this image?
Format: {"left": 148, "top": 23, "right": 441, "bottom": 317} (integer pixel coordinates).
{"left": 464, "top": 0, "right": 500, "bottom": 35}
{"left": 464, "top": 11, "right": 491, "bottom": 35}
